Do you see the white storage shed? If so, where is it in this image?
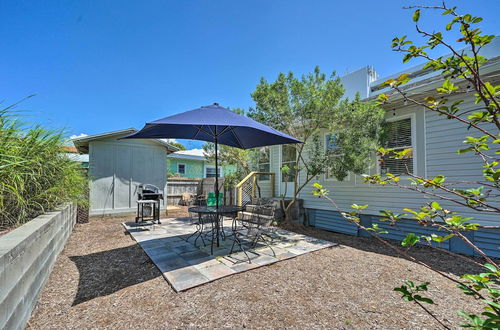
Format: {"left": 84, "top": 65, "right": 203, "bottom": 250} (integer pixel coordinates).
{"left": 73, "top": 128, "right": 177, "bottom": 216}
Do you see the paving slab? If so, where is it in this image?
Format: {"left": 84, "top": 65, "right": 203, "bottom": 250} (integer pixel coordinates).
{"left": 197, "top": 263, "right": 235, "bottom": 281}
{"left": 180, "top": 250, "right": 214, "bottom": 265}
{"left": 122, "top": 218, "right": 336, "bottom": 292}
{"left": 230, "top": 261, "right": 260, "bottom": 272}
{"left": 163, "top": 266, "right": 209, "bottom": 291}
{"left": 252, "top": 254, "right": 279, "bottom": 266}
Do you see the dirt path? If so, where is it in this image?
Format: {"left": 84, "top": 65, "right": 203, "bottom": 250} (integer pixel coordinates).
{"left": 28, "top": 209, "right": 485, "bottom": 329}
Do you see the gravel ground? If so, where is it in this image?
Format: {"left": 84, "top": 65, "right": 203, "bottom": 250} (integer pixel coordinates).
{"left": 28, "top": 208, "right": 487, "bottom": 329}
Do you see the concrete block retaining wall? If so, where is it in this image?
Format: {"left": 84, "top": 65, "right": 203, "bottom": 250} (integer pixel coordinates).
{"left": 0, "top": 203, "right": 77, "bottom": 330}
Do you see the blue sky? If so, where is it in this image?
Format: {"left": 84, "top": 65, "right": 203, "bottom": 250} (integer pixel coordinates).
{"left": 1, "top": 0, "right": 498, "bottom": 149}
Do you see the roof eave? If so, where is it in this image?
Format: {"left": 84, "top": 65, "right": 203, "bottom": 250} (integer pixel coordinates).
{"left": 72, "top": 128, "right": 179, "bottom": 154}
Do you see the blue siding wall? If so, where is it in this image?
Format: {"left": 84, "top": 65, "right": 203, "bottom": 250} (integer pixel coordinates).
{"left": 474, "top": 229, "right": 500, "bottom": 258}
{"left": 314, "top": 209, "right": 358, "bottom": 236}
{"left": 370, "top": 216, "right": 451, "bottom": 251}
{"left": 306, "top": 209, "right": 499, "bottom": 258}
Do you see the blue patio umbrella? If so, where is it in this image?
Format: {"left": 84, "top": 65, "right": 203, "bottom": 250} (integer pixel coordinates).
{"left": 123, "top": 103, "right": 301, "bottom": 200}
{"left": 123, "top": 103, "right": 301, "bottom": 248}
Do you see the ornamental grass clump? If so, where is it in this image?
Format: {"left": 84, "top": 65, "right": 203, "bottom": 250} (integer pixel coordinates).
{"left": 0, "top": 103, "right": 88, "bottom": 229}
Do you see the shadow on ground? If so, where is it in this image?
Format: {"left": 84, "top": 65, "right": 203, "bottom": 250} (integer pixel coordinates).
{"left": 69, "top": 243, "right": 160, "bottom": 305}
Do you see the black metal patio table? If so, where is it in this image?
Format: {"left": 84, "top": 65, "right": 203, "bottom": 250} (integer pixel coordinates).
{"left": 188, "top": 205, "right": 243, "bottom": 254}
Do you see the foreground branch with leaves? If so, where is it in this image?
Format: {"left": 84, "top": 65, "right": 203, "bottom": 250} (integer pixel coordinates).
{"left": 314, "top": 3, "right": 499, "bottom": 329}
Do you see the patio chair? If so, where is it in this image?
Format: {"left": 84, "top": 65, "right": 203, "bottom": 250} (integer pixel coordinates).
{"left": 180, "top": 192, "right": 195, "bottom": 206}
{"left": 187, "top": 211, "right": 218, "bottom": 247}
{"left": 195, "top": 194, "right": 207, "bottom": 206}
{"left": 230, "top": 204, "right": 276, "bottom": 263}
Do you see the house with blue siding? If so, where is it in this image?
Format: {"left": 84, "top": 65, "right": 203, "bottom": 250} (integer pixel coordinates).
{"left": 261, "top": 38, "right": 500, "bottom": 257}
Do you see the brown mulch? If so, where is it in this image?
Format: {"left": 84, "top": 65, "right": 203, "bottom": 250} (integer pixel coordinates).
{"left": 28, "top": 207, "right": 486, "bottom": 329}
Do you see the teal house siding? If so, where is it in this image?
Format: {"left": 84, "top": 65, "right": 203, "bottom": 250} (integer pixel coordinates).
{"left": 167, "top": 158, "right": 204, "bottom": 178}
{"left": 167, "top": 150, "right": 237, "bottom": 179}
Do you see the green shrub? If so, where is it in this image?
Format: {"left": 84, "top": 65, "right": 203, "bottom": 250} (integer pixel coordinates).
{"left": 0, "top": 104, "right": 88, "bottom": 228}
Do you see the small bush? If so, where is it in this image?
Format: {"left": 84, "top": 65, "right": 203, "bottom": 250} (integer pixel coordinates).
{"left": 0, "top": 104, "right": 88, "bottom": 228}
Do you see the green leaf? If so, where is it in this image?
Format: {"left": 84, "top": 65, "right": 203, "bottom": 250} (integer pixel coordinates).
{"left": 396, "top": 73, "right": 411, "bottom": 84}
{"left": 431, "top": 175, "right": 446, "bottom": 185}
{"left": 431, "top": 233, "right": 455, "bottom": 243}
{"left": 483, "top": 299, "right": 500, "bottom": 310}
{"left": 416, "top": 282, "right": 430, "bottom": 291}
{"left": 412, "top": 9, "right": 420, "bottom": 22}
{"left": 312, "top": 182, "right": 323, "bottom": 189}
{"left": 403, "top": 208, "right": 418, "bottom": 216}
{"left": 402, "top": 233, "right": 420, "bottom": 247}
{"left": 351, "top": 204, "right": 368, "bottom": 210}
{"left": 483, "top": 263, "right": 497, "bottom": 273}
{"left": 414, "top": 295, "right": 434, "bottom": 304}
{"left": 366, "top": 223, "right": 389, "bottom": 234}
{"left": 430, "top": 201, "right": 441, "bottom": 210}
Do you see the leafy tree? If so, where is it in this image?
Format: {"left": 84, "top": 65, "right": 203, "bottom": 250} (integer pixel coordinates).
{"left": 167, "top": 140, "right": 186, "bottom": 151}
{"left": 249, "top": 66, "right": 384, "bottom": 221}
{"left": 314, "top": 3, "right": 499, "bottom": 329}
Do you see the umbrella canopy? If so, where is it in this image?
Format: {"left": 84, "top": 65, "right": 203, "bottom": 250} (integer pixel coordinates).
{"left": 122, "top": 103, "right": 302, "bottom": 149}
{"left": 123, "top": 103, "right": 301, "bottom": 224}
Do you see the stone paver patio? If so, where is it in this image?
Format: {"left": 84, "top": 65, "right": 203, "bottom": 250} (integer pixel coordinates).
{"left": 123, "top": 217, "right": 336, "bottom": 292}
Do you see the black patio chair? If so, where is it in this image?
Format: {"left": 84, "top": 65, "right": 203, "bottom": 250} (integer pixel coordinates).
{"left": 230, "top": 204, "right": 275, "bottom": 263}
{"left": 187, "top": 211, "right": 224, "bottom": 248}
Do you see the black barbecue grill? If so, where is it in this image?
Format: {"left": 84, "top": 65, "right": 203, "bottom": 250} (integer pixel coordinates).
{"left": 136, "top": 184, "right": 164, "bottom": 223}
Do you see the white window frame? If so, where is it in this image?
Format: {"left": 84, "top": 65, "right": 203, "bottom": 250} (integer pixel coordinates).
{"left": 323, "top": 132, "right": 351, "bottom": 182}
{"left": 280, "top": 144, "right": 297, "bottom": 183}
{"left": 257, "top": 146, "right": 271, "bottom": 181}
{"left": 177, "top": 163, "right": 186, "bottom": 175}
{"left": 204, "top": 165, "right": 222, "bottom": 178}
{"left": 377, "top": 113, "right": 417, "bottom": 176}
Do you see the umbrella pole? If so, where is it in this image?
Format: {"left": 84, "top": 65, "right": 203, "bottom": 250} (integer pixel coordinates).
{"left": 215, "top": 136, "right": 219, "bottom": 209}
{"left": 215, "top": 134, "right": 220, "bottom": 247}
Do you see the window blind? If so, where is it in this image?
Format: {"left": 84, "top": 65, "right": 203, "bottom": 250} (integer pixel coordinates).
{"left": 380, "top": 118, "right": 413, "bottom": 175}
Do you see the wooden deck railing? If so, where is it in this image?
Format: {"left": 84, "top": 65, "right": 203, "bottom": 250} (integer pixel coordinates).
{"left": 236, "top": 171, "right": 275, "bottom": 206}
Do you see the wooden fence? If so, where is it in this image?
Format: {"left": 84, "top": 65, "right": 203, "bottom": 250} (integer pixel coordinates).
{"left": 167, "top": 177, "right": 236, "bottom": 205}
{"left": 167, "top": 178, "right": 200, "bottom": 205}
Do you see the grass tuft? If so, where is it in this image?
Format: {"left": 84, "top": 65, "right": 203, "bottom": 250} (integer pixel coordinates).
{"left": 0, "top": 101, "right": 88, "bottom": 229}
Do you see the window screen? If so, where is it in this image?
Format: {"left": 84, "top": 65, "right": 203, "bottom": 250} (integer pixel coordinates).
{"left": 325, "top": 133, "right": 339, "bottom": 180}
{"left": 258, "top": 147, "right": 270, "bottom": 181}
{"left": 380, "top": 118, "right": 413, "bottom": 175}
{"left": 206, "top": 166, "right": 220, "bottom": 178}
{"left": 178, "top": 164, "right": 186, "bottom": 174}
{"left": 281, "top": 145, "right": 297, "bottom": 182}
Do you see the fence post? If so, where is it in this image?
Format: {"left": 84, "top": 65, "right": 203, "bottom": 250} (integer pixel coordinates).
{"left": 251, "top": 174, "right": 257, "bottom": 200}
{"left": 237, "top": 186, "right": 242, "bottom": 206}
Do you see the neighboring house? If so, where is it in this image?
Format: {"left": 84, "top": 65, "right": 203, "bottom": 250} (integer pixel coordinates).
{"left": 167, "top": 149, "right": 237, "bottom": 178}
{"left": 263, "top": 38, "right": 500, "bottom": 257}
{"left": 63, "top": 144, "right": 89, "bottom": 168}
{"left": 72, "top": 128, "right": 177, "bottom": 215}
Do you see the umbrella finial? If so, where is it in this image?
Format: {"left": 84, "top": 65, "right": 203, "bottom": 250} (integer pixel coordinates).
{"left": 213, "top": 102, "right": 219, "bottom": 106}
